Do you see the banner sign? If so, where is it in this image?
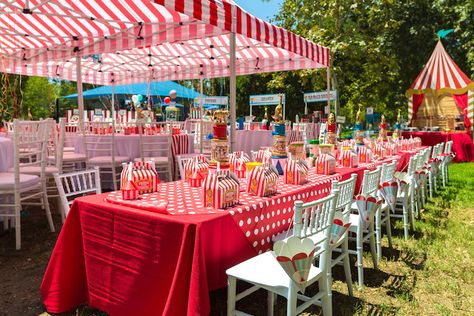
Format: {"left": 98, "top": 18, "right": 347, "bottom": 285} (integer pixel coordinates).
{"left": 304, "top": 90, "right": 337, "bottom": 102}
{"left": 336, "top": 116, "right": 346, "bottom": 124}
{"left": 366, "top": 107, "right": 374, "bottom": 115}
{"left": 249, "top": 94, "right": 285, "bottom": 106}
{"left": 194, "top": 96, "right": 228, "bottom": 106}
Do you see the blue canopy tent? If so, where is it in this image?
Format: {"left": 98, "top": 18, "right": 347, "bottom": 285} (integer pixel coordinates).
{"left": 64, "top": 81, "right": 202, "bottom": 99}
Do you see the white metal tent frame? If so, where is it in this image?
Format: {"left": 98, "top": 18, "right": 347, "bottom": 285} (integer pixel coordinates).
{"left": 0, "top": 0, "right": 331, "bottom": 151}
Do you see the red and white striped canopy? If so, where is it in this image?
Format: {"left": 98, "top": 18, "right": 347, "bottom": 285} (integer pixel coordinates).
{"left": 407, "top": 40, "right": 473, "bottom": 96}
{"left": 0, "top": 0, "right": 330, "bottom": 84}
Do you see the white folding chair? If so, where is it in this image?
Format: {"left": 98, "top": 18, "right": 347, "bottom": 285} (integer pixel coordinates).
{"left": 54, "top": 167, "right": 101, "bottom": 220}
{"left": 393, "top": 155, "right": 418, "bottom": 240}
{"left": 0, "top": 119, "right": 55, "bottom": 249}
{"left": 56, "top": 118, "right": 87, "bottom": 172}
{"left": 440, "top": 140, "right": 453, "bottom": 187}
{"left": 227, "top": 191, "right": 339, "bottom": 316}
{"left": 328, "top": 174, "right": 357, "bottom": 298}
{"left": 83, "top": 121, "right": 130, "bottom": 191}
{"left": 349, "top": 167, "right": 381, "bottom": 288}
{"left": 377, "top": 160, "right": 397, "bottom": 256}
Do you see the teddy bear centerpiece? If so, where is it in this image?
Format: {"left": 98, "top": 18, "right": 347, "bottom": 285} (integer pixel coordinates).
{"left": 209, "top": 110, "right": 230, "bottom": 170}
{"left": 271, "top": 95, "right": 287, "bottom": 175}
{"left": 353, "top": 105, "right": 365, "bottom": 147}
{"left": 378, "top": 114, "right": 388, "bottom": 142}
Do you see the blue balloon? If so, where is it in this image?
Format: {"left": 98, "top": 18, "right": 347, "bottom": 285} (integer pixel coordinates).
{"left": 137, "top": 94, "right": 144, "bottom": 102}
{"left": 207, "top": 133, "right": 214, "bottom": 140}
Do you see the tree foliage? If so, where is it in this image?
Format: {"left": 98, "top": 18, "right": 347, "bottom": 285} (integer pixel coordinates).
{"left": 263, "top": 0, "right": 474, "bottom": 123}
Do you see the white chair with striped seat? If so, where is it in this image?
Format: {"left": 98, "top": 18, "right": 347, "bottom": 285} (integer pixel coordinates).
{"left": 83, "top": 121, "right": 130, "bottom": 191}
{"left": 54, "top": 167, "right": 101, "bottom": 219}
{"left": 0, "top": 119, "right": 55, "bottom": 250}
{"left": 136, "top": 122, "right": 173, "bottom": 182}
{"left": 349, "top": 167, "right": 381, "bottom": 288}
{"left": 440, "top": 140, "right": 454, "bottom": 187}
{"left": 227, "top": 191, "right": 339, "bottom": 316}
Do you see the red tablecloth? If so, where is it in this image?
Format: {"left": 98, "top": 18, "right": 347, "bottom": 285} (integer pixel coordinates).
{"left": 40, "top": 154, "right": 414, "bottom": 316}
{"left": 402, "top": 131, "right": 474, "bottom": 162}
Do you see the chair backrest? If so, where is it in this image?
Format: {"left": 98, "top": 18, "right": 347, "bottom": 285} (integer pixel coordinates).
{"left": 331, "top": 174, "right": 357, "bottom": 220}
{"left": 423, "top": 146, "right": 432, "bottom": 164}
{"left": 54, "top": 167, "right": 102, "bottom": 217}
{"left": 361, "top": 167, "right": 382, "bottom": 196}
{"left": 293, "top": 190, "right": 339, "bottom": 269}
{"left": 415, "top": 151, "right": 426, "bottom": 171}
{"left": 82, "top": 121, "right": 117, "bottom": 162}
{"left": 3, "top": 121, "right": 14, "bottom": 135}
{"left": 138, "top": 124, "right": 172, "bottom": 160}
{"left": 407, "top": 154, "right": 418, "bottom": 177}
{"left": 444, "top": 140, "right": 453, "bottom": 154}
{"left": 380, "top": 160, "right": 397, "bottom": 184}
{"left": 177, "top": 155, "right": 197, "bottom": 180}
{"left": 12, "top": 119, "right": 49, "bottom": 178}
{"left": 46, "top": 118, "right": 65, "bottom": 171}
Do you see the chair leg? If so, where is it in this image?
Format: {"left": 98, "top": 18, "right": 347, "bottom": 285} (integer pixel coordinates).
{"left": 15, "top": 204, "right": 21, "bottom": 250}
{"left": 342, "top": 236, "right": 353, "bottom": 296}
{"left": 410, "top": 193, "right": 415, "bottom": 231}
{"left": 428, "top": 172, "right": 433, "bottom": 199}
{"left": 320, "top": 274, "right": 332, "bottom": 316}
{"left": 287, "top": 283, "right": 297, "bottom": 316}
{"left": 385, "top": 210, "right": 393, "bottom": 249}
{"left": 402, "top": 202, "right": 409, "bottom": 240}
{"left": 227, "top": 276, "right": 236, "bottom": 316}
{"left": 267, "top": 291, "right": 275, "bottom": 316}
{"left": 356, "top": 225, "right": 364, "bottom": 289}
{"left": 375, "top": 209, "right": 382, "bottom": 261}
{"left": 369, "top": 225, "right": 378, "bottom": 270}
{"left": 43, "top": 189, "right": 55, "bottom": 233}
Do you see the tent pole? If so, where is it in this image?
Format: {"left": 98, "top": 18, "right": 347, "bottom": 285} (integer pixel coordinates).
{"left": 326, "top": 66, "right": 331, "bottom": 116}
{"left": 229, "top": 31, "right": 237, "bottom": 153}
{"left": 111, "top": 82, "right": 115, "bottom": 131}
{"left": 76, "top": 55, "right": 84, "bottom": 130}
{"left": 199, "top": 76, "right": 204, "bottom": 154}
{"left": 147, "top": 73, "right": 152, "bottom": 110}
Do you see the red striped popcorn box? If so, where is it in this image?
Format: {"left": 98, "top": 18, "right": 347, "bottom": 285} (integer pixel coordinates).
{"left": 386, "top": 142, "right": 398, "bottom": 156}
{"left": 120, "top": 161, "right": 160, "bottom": 195}
{"left": 121, "top": 180, "right": 139, "bottom": 200}
{"left": 338, "top": 150, "right": 358, "bottom": 168}
{"left": 315, "top": 154, "right": 336, "bottom": 175}
{"left": 373, "top": 144, "right": 387, "bottom": 160}
{"left": 189, "top": 171, "right": 204, "bottom": 187}
{"left": 255, "top": 148, "right": 272, "bottom": 164}
{"left": 229, "top": 151, "right": 251, "bottom": 171}
{"left": 284, "top": 159, "right": 309, "bottom": 185}
{"left": 357, "top": 146, "right": 373, "bottom": 163}
{"left": 202, "top": 170, "right": 240, "bottom": 209}
{"left": 184, "top": 155, "right": 209, "bottom": 181}
{"left": 247, "top": 164, "right": 279, "bottom": 197}
{"left": 234, "top": 163, "right": 247, "bottom": 178}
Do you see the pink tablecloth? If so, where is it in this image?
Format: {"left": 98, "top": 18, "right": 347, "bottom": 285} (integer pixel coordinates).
{"left": 402, "top": 131, "right": 474, "bottom": 162}
{"left": 0, "top": 137, "right": 13, "bottom": 172}
{"left": 74, "top": 134, "right": 194, "bottom": 159}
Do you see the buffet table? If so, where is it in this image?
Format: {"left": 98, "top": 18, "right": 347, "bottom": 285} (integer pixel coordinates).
{"left": 402, "top": 131, "right": 474, "bottom": 162}
{"left": 40, "top": 152, "right": 416, "bottom": 316}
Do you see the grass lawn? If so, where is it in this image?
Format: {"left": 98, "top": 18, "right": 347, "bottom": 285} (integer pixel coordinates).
{"left": 3, "top": 163, "right": 474, "bottom": 316}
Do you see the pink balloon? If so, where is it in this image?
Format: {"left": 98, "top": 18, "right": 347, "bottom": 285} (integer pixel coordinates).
{"left": 164, "top": 97, "right": 171, "bottom": 104}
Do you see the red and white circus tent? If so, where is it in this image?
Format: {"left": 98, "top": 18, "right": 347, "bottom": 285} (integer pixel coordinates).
{"left": 407, "top": 39, "right": 474, "bottom": 128}
{"left": 0, "top": 0, "right": 331, "bottom": 150}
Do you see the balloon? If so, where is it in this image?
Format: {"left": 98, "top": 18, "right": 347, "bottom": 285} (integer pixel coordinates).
{"left": 131, "top": 95, "right": 138, "bottom": 105}
{"left": 169, "top": 90, "right": 177, "bottom": 99}
{"left": 207, "top": 133, "right": 213, "bottom": 140}
{"left": 137, "top": 94, "right": 143, "bottom": 102}
{"left": 164, "top": 97, "right": 171, "bottom": 105}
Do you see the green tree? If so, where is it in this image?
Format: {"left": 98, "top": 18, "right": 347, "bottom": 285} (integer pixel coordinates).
{"left": 22, "top": 77, "right": 58, "bottom": 119}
